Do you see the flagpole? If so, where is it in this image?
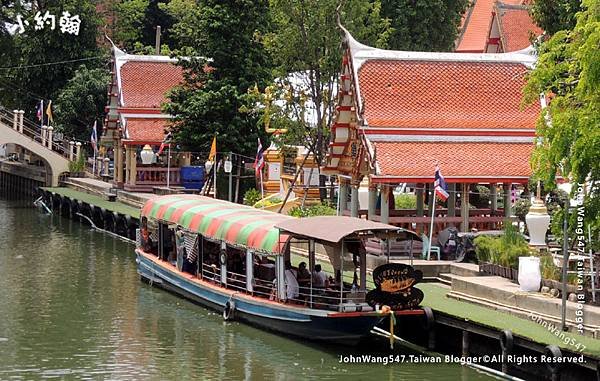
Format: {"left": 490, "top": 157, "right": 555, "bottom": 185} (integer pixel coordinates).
{"left": 259, "top": 168, "right": 264, "bottom": 199}
{"left": 213, "top": 153, "right": 217, "bottom": 199}
{"left": 428, "top": 185, "right": 436, "bottom": 260}
{"left": 40, "top": 100, "right": 44, "bottom": 129}
{"left": 167, "top": 143, "right": 171, "bottom": 189}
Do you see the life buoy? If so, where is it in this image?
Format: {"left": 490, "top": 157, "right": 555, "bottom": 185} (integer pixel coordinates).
{"left": 223, "top": 300, "right": 235, "bottom": 321}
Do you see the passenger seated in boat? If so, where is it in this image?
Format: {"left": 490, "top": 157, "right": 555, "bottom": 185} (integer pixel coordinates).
{"left": 175, "top": 226, "right": 186, "bottom": 271}
{"left": 140, "top": 217, "right": 153, "bottom": 253}
{"left": 312, "top": 264, "right": 329, "bottom": 289}
{"left": 284, "top": 261, "right": 299, "bottom": 300}
{"left": 297, "top": 262, "right": 311, "bottom": 285}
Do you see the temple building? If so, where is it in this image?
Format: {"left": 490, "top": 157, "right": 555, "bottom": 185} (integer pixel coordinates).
{"left": 322, "top": 29, "right": 541, "bottom": 235}
{"left": 456, "top": 0, "right": 542, "bottom": 53}
{"left": 101, "top": 45, "right": 189, "bottom": 191}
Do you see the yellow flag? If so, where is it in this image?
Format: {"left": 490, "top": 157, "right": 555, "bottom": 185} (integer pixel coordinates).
{"left": 45, "top": 100, "right": 54, "bottom": 124}
{"left": 208, "top": 136, "right": 216, "bottom": 161}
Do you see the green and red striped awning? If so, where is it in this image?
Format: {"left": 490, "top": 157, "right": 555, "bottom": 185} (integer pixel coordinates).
{"left": 141, "top": 195, "right": 292, "bottom": 254}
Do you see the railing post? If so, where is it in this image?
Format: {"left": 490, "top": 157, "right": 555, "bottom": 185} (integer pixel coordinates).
{"left": 41, "top": 126, "right": 48, "bottom": 147}
{"left": 75, "top": 142, "right": 82, "bottom": 160}
{"left": 47, "top": 126, "right": 54, "bottom": 149}
{"left": 69, "top": 141, "right": 75, "bottom": 161}
{"left": 12, "top": 110, "right": 18, "bottom": 130}
{"left": 103, "top": 157, "right": 110, "bottom": 176}
{"left": 18, "top": 110, "right": 24, "bottom": 133}
{"left": 96, "top": 156, "right": 103, "bottom": 176}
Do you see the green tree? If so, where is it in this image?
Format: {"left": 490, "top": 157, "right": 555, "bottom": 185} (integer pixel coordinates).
{"left": 381, "top": 0, "right": 469, "bottom": 51}
{"left": 0, "top": 1, "right": 105, "bottom": 118}
{"left": 265, "top": 0, "right": 391, "bottom": 199}
{"left": 530, "top": 0, "right": 582, "bottom": 35}
{"left": 54, "top": 66, "right": 110, "bottom": 141}
{"left": 113, "top": 0, "right": 175, "bottom": 53}
{"left": 164, "top": 0, "right": 273, "bottom": 155}
{"left": 524, "top": 0, "right": 599, "bottom": 249}
{"left": 112, "top": 0, "right": 148, "bottom": 51}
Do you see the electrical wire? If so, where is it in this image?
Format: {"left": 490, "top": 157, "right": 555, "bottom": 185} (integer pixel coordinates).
{"left": 0, "top": 56, "right": 107, "bottom": 71}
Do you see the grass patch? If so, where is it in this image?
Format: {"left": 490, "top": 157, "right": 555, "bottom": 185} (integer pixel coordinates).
{"left": 42, "top": 187, "right": 141, "bottom": 218}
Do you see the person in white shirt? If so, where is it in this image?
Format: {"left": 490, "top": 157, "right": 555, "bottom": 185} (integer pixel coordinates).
{"left": 312, "top": 264, "right": 328, "bottom": 288}
{"left": 284, "top": 261, "right": 299, "bottom": 300}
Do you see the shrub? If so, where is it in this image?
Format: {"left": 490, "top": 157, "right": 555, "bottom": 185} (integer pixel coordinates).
{"left": 243, "top": 188, "right": 261, "bottom": 206}
{"left": 68, "top": 153, "right": 86, "bottom": 173}
{"left": 514, "top": 198, "right": 532, "bottom": 222}
{"left": 288, "top": 203, "right": 336, "bottom": 217}
{"left": 254, "top": 197, "right": 281, "bottom": 208}
{"left": 471, "top": 185, "right": 491, "bottom": 208}
{"left": 473, "top": 235, "right": 498, "bottom": 263}
{"left": 540, "top": 255, "right": 560, "bottom": 281}
{"left": 395, "top": 193, "right": 417, "bottom": 209}
{"left": 473, "top": 222, "right": 530, "bottom": 269}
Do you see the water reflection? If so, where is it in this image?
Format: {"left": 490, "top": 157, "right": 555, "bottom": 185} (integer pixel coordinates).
{"left": 0, "top": 197, "right": 494, "bottom": 380}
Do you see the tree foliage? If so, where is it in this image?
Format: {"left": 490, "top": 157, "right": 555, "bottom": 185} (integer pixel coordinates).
{"left": 0, "top": 1, "right": 105, "bottom": 120}
{"left": 260, "top": 0, "right": 390, "bottom": 200}
{"left": 381, "top": 0, "right": 469, "bottom": 51}
{"left": 54, "top": 66, "right": 110, "bottom": 141}
{"left": 530, "top": 0, "right": 582, "bottom": 35}
{"left": 524, "top": 0, "right": 600, "bottom": 249}
{"left": 164, "top": 0, "right": 273, "bottom": 155}
{"left": 112, "top": 0, "right": 175, "bottom": 54}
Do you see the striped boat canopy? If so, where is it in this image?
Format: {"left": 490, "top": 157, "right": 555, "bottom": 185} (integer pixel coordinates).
{"left": 141, "top": 195, "right": 292, "bottom": 254}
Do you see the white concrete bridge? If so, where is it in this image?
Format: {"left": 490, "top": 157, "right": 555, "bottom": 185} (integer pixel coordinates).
{"left": 0, "top": 108, "right": 71, "bottom": 186}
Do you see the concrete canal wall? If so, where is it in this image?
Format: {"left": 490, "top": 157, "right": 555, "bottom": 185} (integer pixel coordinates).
{"left": 0, "top": 162, "right": 46, "bottom": 197}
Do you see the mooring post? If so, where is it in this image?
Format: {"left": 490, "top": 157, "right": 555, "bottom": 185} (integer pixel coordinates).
{"left": 462, "top": 330, "right": 469, "bottom": 357}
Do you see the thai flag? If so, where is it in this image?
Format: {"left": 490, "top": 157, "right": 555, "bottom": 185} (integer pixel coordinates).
{"left": 434, "top": 165, "right": 449, "bottom": 201}
{"left": 253, "top": 138, "right": 265, "bottom": 176}
{"left": 158, "top": 132, "right": 172, "bottom": 155}
{"left": 36, "top": 100, "right": 43, "bottom": 122}
{"left": 90, "top": 121, "right": 98, "bottom": 152}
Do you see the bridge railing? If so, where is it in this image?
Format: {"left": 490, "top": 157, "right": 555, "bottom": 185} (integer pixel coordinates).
{"left": 0, "top": 108, "right": 70, "bottom": 160}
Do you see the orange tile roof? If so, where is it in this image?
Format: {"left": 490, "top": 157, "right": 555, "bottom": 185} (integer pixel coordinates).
{"left": 372, "top": 141, "right": 534, "bottom": 182}
{"left": 498, "top": 5, "right": 543, "bottom": 52}
{"left": 124, "top": 118, "right": 168, "bottom": 143}
{"left": 456, "top": 0, "right": 524, "bottom": 52}
{"left": 120, "top": 61, "right": 183, "bottom": 109}
{"left": 358, "top": 60, "right": 540, "bottom": 130}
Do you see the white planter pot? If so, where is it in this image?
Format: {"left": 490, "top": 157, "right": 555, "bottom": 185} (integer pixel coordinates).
{"left": 525, "top": 212, "right": 551, "bottom": 246}
{"left": 518, "top": 256, "right": 541, "bottom": 292}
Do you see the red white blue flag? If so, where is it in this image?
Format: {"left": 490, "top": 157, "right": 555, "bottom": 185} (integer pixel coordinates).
{"left": 90, "top": 120, "right": 98, "bottom": 152}
{"left": 253, "top": 138, "right": 265, "bottom": 176}
{"left": 157, "top": 132, "right": 172, "bottom": 155}
{"left": 36, "top": 100, "right": 43, "bottom": 122}
{"left": 434, "top": 164, "right": 449, "bottom": 201}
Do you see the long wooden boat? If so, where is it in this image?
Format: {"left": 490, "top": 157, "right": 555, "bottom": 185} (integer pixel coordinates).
{"left": 136, "top": 194, "right": 424, "bottom": 345}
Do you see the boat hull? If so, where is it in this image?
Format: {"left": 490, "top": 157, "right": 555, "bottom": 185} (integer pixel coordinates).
{"left": 136, "top": 251, "right": 381, "bottom": 345}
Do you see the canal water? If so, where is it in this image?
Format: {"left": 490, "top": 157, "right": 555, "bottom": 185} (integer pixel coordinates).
{"left": 0, "top": 197, "right": 496, "bottom": 380}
